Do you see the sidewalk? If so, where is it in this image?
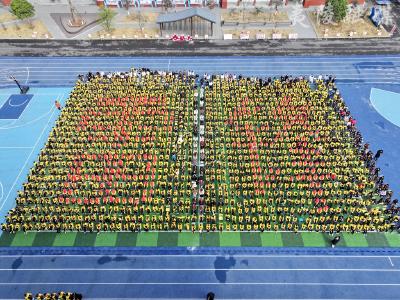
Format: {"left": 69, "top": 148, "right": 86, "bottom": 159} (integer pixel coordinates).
{"left": 4, "top": 1, "right": 398, "bottom": 40}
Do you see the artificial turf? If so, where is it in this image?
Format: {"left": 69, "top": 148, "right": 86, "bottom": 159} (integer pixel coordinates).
{"left": 0, "top": 231, "right": 399, "bottom": 247}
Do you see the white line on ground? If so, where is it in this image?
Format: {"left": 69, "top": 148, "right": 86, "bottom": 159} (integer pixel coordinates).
{"left": 1, "top": 282, "right": 400, "bottom": 286}
{"left": 0, "top": 255, "right": 397, "bottom": 258}
{"left": 25, "top": 66, "right": 29, "bottom": 85}
{"left": 388, "top": 257, "right": 394, "bottom": 267}
{"left": 0, "top": 268, "right": 398, "bottom": 272}
{"left": 0, "top": 147, "right": 33, "bottom": 149}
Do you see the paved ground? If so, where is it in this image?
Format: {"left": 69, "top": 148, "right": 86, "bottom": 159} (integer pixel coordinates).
{"left": 2, "top": 1, "right": 399, "bottom": 40}
{"left": 0, "top": 38, "right": 399, "bottom": 56}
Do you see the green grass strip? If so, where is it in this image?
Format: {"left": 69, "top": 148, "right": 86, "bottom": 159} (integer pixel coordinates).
{"left": 384, "top": 232, "right": 400, "bottom": 247}
{"left": 240, "top": 232, "right": 262, "bottom": 247}
{"left": 220, "top": 232, "right": 241, "bottom": 246}
{"left": 11, "top": 232, "right": 36, "bottom": 246}
{"left": 95, "top": 233, "right": 118, "bottom": 247}
{"left": 281, "top": 232, "right": 304, "bottom": 247}
{"left": 74, "top": 233, "right": 97, "bottom": 247}
{"left": 53, "top": 232, "right": 77, "bottom": 246}
{"left": 32, "top": 233, "right": 57, "bottom": 247}
{"left": 158, "top": 232, "right": 178, "bottom": 247}
{"left": 0, "top": 232, "right": 15, "bottom": 246}
{"left": 301, "top": 232, "right": 330, "bottom": 247}
{"left": 136, "top": 232, "right": 158, "bottom": 246}
{"left": 260, "top": 232, "right": 283, "bottom": 247}
{"left": 115, "top": 232, "right": 138, "bottom": 247}
{"left": 342, "top": 233, "right": 369, "bottom": 247}
{"left": 200, "top": 232, "right": 220, "bottom": 247}
{"left": 177, "top": 232, "right": 200, "bottom": 247}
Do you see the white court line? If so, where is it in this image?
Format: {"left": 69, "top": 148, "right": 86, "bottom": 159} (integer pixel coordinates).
{"left": 0, "top": 268, "right": 398, "bottom": 272}
{"left": 0, "top": 146, "right": 33, "bottom": 149}
{"left": 388, "top": 257, "right": 394, "bottom": 267}
{"left": 0, "top": 93, "right": 62, "bottom": 212}
{"left": 1, "top": 282, "right": 400, "bottom": 286}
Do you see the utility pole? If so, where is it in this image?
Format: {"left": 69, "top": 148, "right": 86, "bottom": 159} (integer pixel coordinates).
{"left": 9, "top": 75, "right": 29, "bottom": 94}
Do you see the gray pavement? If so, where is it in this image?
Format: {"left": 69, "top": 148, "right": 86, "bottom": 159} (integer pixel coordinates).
{"left": 2, "top": 1, "right": 400, "bottom": 40}
{"left": 2, "top": 2, "right": 318, "bottom": 39}
{"left": 0, "top": 38, "right": 399, "bottom": 56}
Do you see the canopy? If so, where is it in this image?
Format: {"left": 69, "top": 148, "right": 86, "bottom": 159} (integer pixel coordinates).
{"left": 156, "top": 8, "right": 217, "bottom": 24}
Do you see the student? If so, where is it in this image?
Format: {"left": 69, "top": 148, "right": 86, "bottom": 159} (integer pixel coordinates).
{"left": 55, "top": 100, "right": 61, "bottom": 110}
{"left": 331, "top": 236, "right": 341, "bottom": 248}
{"left": 374, "top": 149, "right": 383, "bottom": 161}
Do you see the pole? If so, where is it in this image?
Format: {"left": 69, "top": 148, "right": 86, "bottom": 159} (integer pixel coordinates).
{"left": 9, "top": 75, "right": 23, "bottom": 94}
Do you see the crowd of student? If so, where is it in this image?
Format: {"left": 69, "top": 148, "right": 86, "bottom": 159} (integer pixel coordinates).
{"left": 24, "top": 292, "right": 82, "bottom": 300}
{"left": 203, "top": 74, "right": 398, "bottom": 233}
{"left": 1, "top": 69, "right": 398, "bottom": 234}
{"left": 3, "top": 68, "right": 197, "bottom": 233}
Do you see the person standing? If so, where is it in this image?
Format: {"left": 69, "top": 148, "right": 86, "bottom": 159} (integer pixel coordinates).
{"left": 207, "top": 292, "right": 215, "bottom": 300}
{"left": 331, "top": 236, "right": 341, "bottom": 248}
{"left": 374, "top": 149, "right": 383, "bottom": 161}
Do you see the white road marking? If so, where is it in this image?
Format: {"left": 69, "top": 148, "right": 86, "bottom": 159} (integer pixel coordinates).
{"left": 0, "top": 268, "right": 398, "bottom": 272}
{"left": 0, "top": 282, "right": 400, "bottom": 286}
{"left": 0, "top": 181, "right": 3, "bottom": 203}
{"left": 0, "top": 255, "right": 398, "bottom": 258}
{"left": 388, "top": 257, "right": 394, "bottom": 267}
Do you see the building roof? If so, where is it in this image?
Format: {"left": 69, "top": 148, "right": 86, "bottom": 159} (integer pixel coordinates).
{"left": 156, "top": 8, "right": 217, "bottom": 24}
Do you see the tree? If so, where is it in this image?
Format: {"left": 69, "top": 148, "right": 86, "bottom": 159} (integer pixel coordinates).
{"left": 99, "top": 7, "right": 117, "bottom": 32}
{"left": 10, "top": 0, "right": 35, "bottom": 27}
{"left": 329, "top": 0, "right": 347, "bottom": 22}
{"left": 253, "top": 6, "right": 264, "bottom": 15}
{"left": 206, "top": 0, "right": 216, "bottom": 9}
{"left": 162, "top": 0, "right": 173, "bottom": 11}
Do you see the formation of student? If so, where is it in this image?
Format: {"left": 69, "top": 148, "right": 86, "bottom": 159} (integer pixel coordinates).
{"left": 1, "top": 69, "right": 398, "bottom": 234}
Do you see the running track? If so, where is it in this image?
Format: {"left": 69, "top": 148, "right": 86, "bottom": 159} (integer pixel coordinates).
{"left": 0, "top": 56, "right": 400, "bottom": 87}
{"left": 1, "top": 248, "right": 400, "bottom": 299}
